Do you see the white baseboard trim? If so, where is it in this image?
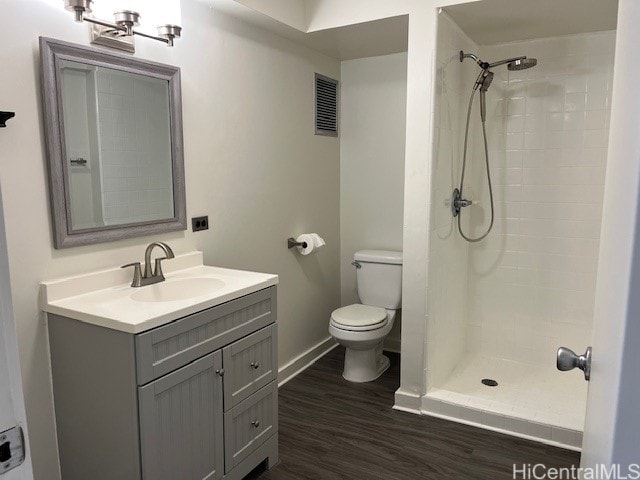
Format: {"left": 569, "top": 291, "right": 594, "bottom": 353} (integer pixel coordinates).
{"left": 383, "top": 337, "right": 401, "bottom": 353}
{"left": 393, "top": 389, "right": 422, "bottom": 414}
{"left": 278, "top": 336, "right": 338, "bottom": 387}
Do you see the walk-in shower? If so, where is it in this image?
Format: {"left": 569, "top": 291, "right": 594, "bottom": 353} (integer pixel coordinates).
{"left": 452, "top": 51, "right": 537, "bottom": 242}
{"left": 426, "top": 6, "right": 616, "bottom": 450}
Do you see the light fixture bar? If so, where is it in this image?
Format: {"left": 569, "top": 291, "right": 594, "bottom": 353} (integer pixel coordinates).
{"left": 83, "top": 15, "right": 126, "bottom": 33}
{"left": 63, "top": 0, "right": 182, "bottom": 52}
{"left": 132, "top": 28, "right": 169, "bottom": 44}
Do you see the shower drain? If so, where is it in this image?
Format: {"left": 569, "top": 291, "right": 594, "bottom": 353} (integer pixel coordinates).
{"left": 481, "top": 378, "right": 498, "bottom": 387}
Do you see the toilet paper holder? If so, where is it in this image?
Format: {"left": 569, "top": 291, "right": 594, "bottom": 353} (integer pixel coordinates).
{"left": 287, "top": 237, "right": 308, "bottom": 249}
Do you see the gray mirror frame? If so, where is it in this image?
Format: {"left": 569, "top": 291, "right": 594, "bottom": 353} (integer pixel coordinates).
{"left": 39, "top": 37, "right": 186, "bottom": 249}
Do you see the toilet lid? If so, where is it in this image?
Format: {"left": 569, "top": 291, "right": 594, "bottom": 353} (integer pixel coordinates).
{"left": 331, "top": 304, "right": 387, "bottom": 328}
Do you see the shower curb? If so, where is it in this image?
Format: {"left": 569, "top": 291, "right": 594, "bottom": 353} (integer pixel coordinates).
{"left": 420, "top": 394, "right": 582, "bottom": 451}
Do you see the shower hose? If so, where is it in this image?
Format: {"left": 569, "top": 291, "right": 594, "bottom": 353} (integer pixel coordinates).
{"left": 457, "top": 87, "right": 495, "bottom": 242}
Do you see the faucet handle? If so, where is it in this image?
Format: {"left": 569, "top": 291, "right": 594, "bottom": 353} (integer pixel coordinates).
{"left": 121, "top": 262, "right": 143, "bottom": 287}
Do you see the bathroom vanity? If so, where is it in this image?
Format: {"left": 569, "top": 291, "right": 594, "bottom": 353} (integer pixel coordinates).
{"left": 41, "top": 252, "right": 279, "bottom": 480}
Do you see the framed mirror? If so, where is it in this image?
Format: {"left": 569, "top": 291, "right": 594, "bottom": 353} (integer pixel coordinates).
{"left": 40, "top": 37, "right": 186, "bottom": 248}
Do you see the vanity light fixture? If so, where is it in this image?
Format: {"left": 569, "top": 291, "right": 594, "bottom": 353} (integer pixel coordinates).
{"left": 63, "top": 0, "right": 182, "bottom": 53}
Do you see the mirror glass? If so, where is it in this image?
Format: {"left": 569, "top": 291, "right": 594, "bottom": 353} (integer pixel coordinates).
{"left": 59, "top": 60, "right": 175, "bottom": 230}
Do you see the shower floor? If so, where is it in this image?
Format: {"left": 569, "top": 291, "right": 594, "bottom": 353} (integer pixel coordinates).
{"left": 422, "top": 352, "right": 587, "bottom": 450}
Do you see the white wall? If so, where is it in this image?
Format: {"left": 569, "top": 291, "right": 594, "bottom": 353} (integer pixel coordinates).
{"left": 0, "top": 1, "right": 340, "bottom": 477}
{"left": 340, "top": 53, "right": 407, "bottom": 347}
{"left": 427, "top": 12, "right": 476, "bottom": 388}
{"left": 465, "top": 32, "right": 615, "bottom": 365}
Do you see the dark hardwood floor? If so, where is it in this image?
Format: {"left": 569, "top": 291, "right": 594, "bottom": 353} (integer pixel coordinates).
{"left": 248, "top": 347, "right": 579, "bottom": 480}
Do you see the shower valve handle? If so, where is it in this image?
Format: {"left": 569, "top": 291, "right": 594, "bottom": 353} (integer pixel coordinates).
{"left": 451, "top": 188, "right": 473, "bottom": 217}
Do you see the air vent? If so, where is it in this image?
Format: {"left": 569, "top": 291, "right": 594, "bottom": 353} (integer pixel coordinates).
{"left": 315, "top": 73, "right": 339, "bottom": 137}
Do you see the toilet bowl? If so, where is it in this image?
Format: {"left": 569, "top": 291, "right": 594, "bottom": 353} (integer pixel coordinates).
{"left": 328, "top": 250, "right": 402, "bottom": 383}
{"left": 329, "top": 305, "right": 396, "bottom": 382}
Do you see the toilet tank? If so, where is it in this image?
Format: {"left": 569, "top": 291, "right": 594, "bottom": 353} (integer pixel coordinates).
{"left": 354, "top": 250, "right": 403, "bottom": 309}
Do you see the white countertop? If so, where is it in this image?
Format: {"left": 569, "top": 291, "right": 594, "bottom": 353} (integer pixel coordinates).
{"left": 40, "top": 252, "right": 279, "bottom": 334}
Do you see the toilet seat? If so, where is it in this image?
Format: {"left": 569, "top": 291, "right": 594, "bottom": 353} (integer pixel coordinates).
{"left": 330, "top": 304, "right": 388, "bottom": 331}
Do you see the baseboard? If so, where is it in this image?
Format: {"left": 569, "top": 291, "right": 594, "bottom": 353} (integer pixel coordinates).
{"left": 393, "top": 388, "right": 423, "bottom": 414}
{"left": 383, "top": 337, "right": 401, "bottom": 353}
{"left": 278, "top": 336, "right": 338, "bottom": 387}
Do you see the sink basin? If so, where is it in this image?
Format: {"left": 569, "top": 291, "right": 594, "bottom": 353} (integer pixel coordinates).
{"left": 131, "top": 277, "right": 226, "bottom": 303}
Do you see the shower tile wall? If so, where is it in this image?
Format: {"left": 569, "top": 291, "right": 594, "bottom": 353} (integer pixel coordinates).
{"left": 466, "top": 32, "right": 615, "bottom": 366}
{"left": 426, "top": 13, "right": 476, "bottom": 388}
{"left": 95, "top": 69, "right": 174, "bottom": 226}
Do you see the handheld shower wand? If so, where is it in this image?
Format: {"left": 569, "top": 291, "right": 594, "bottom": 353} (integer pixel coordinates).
{"left": 476, "top": 69, "right": 494, "bottom": 122}
{"left": 453, "top": 51, "right": 537, "bottom": 242}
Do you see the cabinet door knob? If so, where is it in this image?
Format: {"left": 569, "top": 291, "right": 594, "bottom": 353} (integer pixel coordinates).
{"left": 250, "top": 362, "right": 260, "bottom": 369}
{"left": 216, "top": 368, "right": 225, "bottom": 376}
{"left": 251, "top": 420, "right": 260, "bottom": 428}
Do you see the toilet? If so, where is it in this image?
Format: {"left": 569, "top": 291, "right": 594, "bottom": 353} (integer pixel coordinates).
{"left": 329, "top": 250, "right": 402, "bottom": 383}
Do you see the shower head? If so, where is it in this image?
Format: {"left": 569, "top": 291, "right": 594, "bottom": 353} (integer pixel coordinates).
{"left": 508, "top": 57, "right": 538, "bottom": 71}
{"left": 461, "top": 51, "right": 538, "bottom": 74}
{"left": 488, "top": 55, "right": 538, "bottom": 70}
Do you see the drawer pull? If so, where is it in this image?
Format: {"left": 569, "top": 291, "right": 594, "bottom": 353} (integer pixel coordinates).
{"left": 250, "top": 362, "right": 260, "bottom": 369}
{"left": 216, "top": 368, "right": 225, "bottom": 376}
{"left": 251, "top": 420, "right": 260, "bottom": 428}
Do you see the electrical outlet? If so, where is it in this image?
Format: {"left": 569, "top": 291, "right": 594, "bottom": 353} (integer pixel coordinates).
{"left": 191, "top": 216, "right": 209, "bottom": 232}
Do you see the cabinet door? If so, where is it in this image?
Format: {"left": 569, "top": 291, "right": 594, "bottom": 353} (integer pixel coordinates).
{"left": 139, "top": 351, "right": 224, "bottom": 480}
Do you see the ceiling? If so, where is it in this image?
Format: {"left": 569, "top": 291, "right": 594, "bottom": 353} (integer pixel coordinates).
{"left": 211, "top": 0, "right": 408, "bottom": 60}
{"left": 444, "top": 0, "right": 618, "bottom": 45}
{"left": 303, "top": 15, "right": 408, "bottom": 61}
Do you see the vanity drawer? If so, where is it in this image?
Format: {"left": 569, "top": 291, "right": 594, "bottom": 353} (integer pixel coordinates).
{"left": 223, "top": 324, "right": 277, "bottom": 409}
{"left": 135, "top": 287, "right": 276, "bottom": 385}
{"left": 224, "top": 381, "right": 278, "bottom": 473}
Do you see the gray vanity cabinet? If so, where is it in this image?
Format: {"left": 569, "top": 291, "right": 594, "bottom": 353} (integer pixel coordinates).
{"left": 48, "top": 286, "right": 278, "bottom": 480}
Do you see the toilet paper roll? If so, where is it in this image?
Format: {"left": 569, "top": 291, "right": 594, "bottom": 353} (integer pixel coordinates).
{"left": 296, "top": 233, "right": 325, "bottom": 255}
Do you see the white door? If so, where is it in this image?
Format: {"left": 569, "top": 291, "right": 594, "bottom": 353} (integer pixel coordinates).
{"left": 0, "top": 182, "right": 33, "bottom": 478}
{"left": 580, "top": 0, "right": 640, "bottom": 470}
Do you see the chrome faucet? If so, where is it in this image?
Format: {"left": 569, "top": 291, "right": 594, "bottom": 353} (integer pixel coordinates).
{"left": 121, "top": 242, "right": 175, "bottom": 287}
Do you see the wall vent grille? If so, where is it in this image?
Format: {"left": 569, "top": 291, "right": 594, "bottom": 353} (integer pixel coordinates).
{"left": 315, "top": 73, "right": 339, "bottom": 137}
